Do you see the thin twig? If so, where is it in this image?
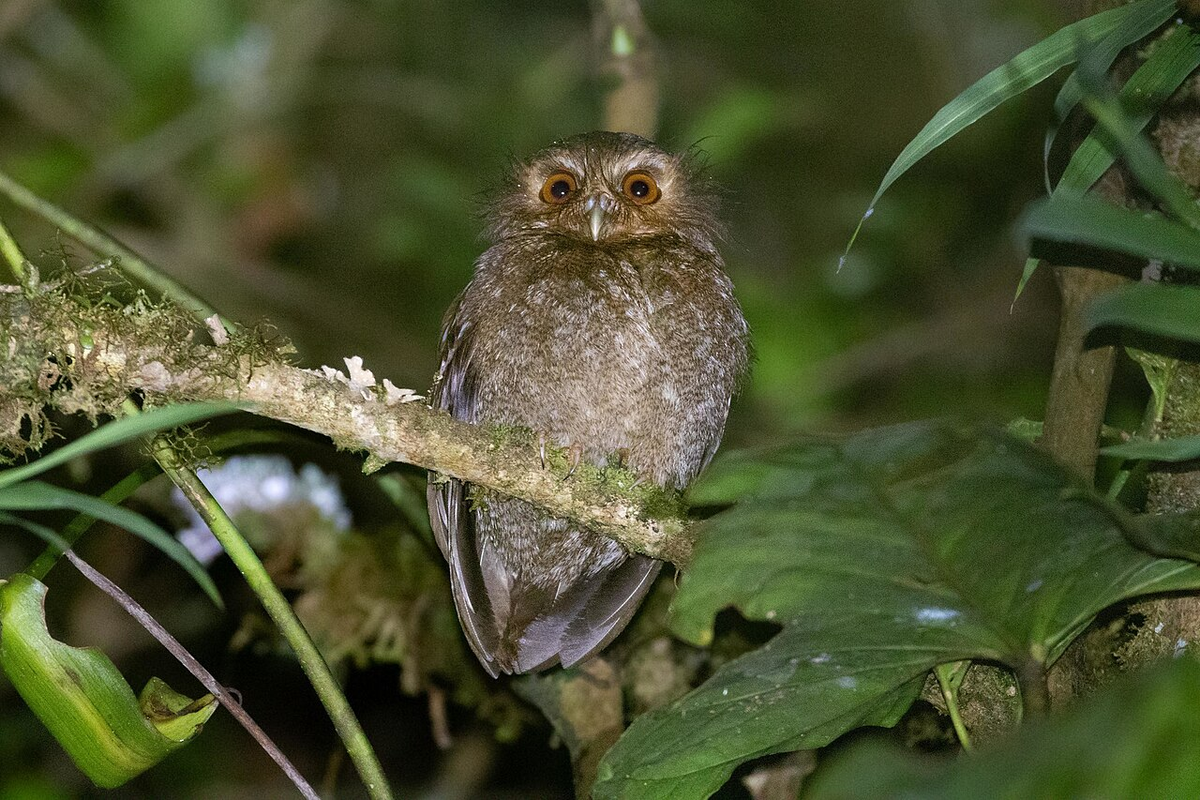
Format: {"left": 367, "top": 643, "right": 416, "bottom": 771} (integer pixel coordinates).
{"left": 143, "top": 419, "right": 395, "bottom": 800}
{"left": 63, "top": 550, "right": 320, "bottom": 800}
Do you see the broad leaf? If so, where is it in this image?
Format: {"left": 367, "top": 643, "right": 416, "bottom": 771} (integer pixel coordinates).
{"left": 1087, "top": 282, "right": 1200, "bottom": 344}
{"left": 0, "top": 481, "right": 220, "bottom": 606}
{"left": 1018, "top": 195, "right": 1200, "bottom": 269}
{"left": 1126, "top": 511, "right": 1200, "bottom": 562}
{"left": 593, "top": 421, "right": 1200, "bottom": 799}
{"left": 0, "top": 574, "right": 217, "bottom": 788}
{"left": 806, "top": 657, "right": 1200, "bottom": 799}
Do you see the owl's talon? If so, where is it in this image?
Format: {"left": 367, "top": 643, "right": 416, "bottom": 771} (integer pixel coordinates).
{"left": 538, "top": 432, "right": 548, "bottom": 470}
{"left": 565, "top": 443, "right": 583, "bottom": 479}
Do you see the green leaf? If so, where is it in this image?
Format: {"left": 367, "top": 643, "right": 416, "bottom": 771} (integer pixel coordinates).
{"left": 1018, "top": 195, "right": 1200, "bottom": 269}
{"left": 594, "top": 421, "right": 1200, "bottom": 800}
{"left": 1087, "top": 282, "right": 1200, "bottom": 344}
{"left": 0, "top": 402, "right": 238, "bottom": 491}
{"left": 1044, "top": 0, "right": 1179, "bottom": 182}
{"left": 844, "top": 0, "right": 1157, "bottom": 259}
{"left": 806, "top": 657, "right": 1200, "bottom": 799}
{"left": 1126, "top": 511, "right": 1200, "bottom": 562}
{"left": 0, "top": 482, "right": 220, "bottom": 607}
{"left": 1103, "top": 434, "right": 1200, "bottom": 463}
{"left": 1058, "top": 27, "right": 1200, "bottom": 199}
{"left": 0, "top": 574, "right": 217, "bottom": 788}
{"left": 1126, "top": 347, "right": 1179, "bottom": 426}
{"left": 1020, "top": 25, "right": 1200, "bottom": 300}
{"left": 1075, "top": 60, "right": 1200, "bottom": 231}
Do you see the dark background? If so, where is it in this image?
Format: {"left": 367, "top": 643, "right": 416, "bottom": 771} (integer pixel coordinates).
{"left": 0, "top": 1, "right": 1120, "bottom": 797}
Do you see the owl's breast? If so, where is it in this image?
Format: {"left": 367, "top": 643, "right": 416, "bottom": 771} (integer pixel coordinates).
{"left": 467, "top": 250, "right": 659, "bottom": 457}
{"left": 449, "top": 236, "right": 746, "bottom": 489}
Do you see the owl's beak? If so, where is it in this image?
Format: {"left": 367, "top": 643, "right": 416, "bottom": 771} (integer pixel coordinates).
{"left": 584, "top": 194, "right": 613, "bottom": 241}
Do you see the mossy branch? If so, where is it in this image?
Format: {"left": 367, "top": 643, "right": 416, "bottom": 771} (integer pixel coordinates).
{"left": 1, "top": 283, "right": 695, "bottom": 568}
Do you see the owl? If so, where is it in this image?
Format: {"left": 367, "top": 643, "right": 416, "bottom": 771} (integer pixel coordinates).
{"left": 428, "top": 131, "right": 750, "bottom": 676}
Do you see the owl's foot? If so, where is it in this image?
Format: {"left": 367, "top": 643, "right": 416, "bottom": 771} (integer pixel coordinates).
{"left": 564, "top": 442, "right": 583, "bottom": 479}
{"left": 536, "top": 434, "right": 582, "bottom": 478}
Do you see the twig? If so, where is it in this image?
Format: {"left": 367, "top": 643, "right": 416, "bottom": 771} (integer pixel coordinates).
{"left": 1040, "top": 263, "right": 1127, "bottom": 480}
{"left": 63, "top": 550, "right": 320, "bottom": 800}
{"left": 143, "top": 420, "right": 395, "bottom": 800}
{"left": 590, "top": 0, "right": 659, "bottom": 136}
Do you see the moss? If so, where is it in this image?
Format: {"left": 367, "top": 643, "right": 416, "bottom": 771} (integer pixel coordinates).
{"left": 0, "top": 258, "right": 293, "bottom": 463}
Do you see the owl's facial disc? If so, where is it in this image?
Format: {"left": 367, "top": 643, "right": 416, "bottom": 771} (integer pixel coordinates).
{"left": 583, "top": 194, "right": 618, "bottom": 241}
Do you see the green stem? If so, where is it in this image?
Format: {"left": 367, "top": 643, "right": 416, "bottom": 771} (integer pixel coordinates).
{"left": 0, "top": 169, "right": 231, "bottom": 329}
{"left": 0, "top": 215, "right": 28, "bottom": 287}
{"left": 126, "top": 403, "right": 393, "bottom": 800}
{"left": 934, "top": 662, "right": 974, "bottom": 752}
{"left": 25, "top": 463, "right": 162, "bottom": 581}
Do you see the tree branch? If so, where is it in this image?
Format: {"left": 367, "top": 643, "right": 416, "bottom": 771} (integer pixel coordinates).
{"left": 3, "top": 286, "right": 695, "bottom": 567}
{"left": 591, "top": 0, "right": 659, "bottom": 136}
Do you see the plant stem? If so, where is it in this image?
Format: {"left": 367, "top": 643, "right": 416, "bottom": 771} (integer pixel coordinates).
{"left": 0, "top": 214, "right": 28, "bottom": 287}
{"left": 64, "top": 550, "right": 320, "bottom": 800}
{"left": 0, "top": 169, "right": 231, "bottom": 329}
{"left": 25, "top": 463, "right": 161, "bottom": 581}
{"left": 1017, "top": 658, "right": 1050, "bottom": 718}
{"left": 127, "top": 402, "right": 394, "bottom": 800}
{"left": 934, "top": 662, "right": 974, "bottom": 752}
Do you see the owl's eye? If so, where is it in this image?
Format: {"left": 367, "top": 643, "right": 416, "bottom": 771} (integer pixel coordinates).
{"left": 540, "top": 172, "right": 578, "bottom": 204}
{"left": 622, "top": 171, "right": 660, "bottom": 205}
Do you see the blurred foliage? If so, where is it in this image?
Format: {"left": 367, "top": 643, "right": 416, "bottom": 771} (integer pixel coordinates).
{"left": 0, "top": 0, "right": 1124, "bottom": 796}
{"left": 806, "top": 657, "right": 1200, "bottom": 799}
{"left": 0, "top": 0, "right": 1066, "bottom": 438}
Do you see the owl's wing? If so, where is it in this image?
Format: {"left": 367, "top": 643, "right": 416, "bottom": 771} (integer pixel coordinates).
{"left": 549, "top": 554, "right": 662, "bottom": 670}
{"left": 428, "top": 298, "right": 663, "bottom": 675}
{"left": 427, "top": 300, "right": 508, "bottom": 677}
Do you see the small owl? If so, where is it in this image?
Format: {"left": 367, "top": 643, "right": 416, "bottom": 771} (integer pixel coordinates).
{"left": 428, "top": 131, "right": 749, "bottom": 675}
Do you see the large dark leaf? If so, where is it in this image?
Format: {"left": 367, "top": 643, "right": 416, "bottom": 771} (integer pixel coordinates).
{"left": 1018, "top": 195, "right": 1200, "bottom": 270}
{"left": 1087, "top": 283, "right": 1200, "bottom": 345}
{"left": 593, "top": 421, "right": 1200, "bottom": 799}
{"left": 805, "top": 657, "right": 1200, "bottom": 799}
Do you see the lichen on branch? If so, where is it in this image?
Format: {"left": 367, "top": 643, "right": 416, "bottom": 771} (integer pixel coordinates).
{"left": 0, "top": 269, "right": 694, "bottom": 567}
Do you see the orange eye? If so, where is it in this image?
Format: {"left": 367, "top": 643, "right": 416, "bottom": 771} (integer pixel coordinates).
{"left": 540, "top": 171, "right": 578, "bottom": 204}
{"left": 622, "top": 171, "right": 660, "bottom": 205}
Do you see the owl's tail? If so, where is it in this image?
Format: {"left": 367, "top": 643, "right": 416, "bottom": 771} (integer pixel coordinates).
{"left": 492, "top": 555, "right": 662, "bottom": 674}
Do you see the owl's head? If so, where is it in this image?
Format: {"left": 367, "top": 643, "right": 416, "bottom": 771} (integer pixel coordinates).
{"left": 486, "top": 131, "right": 720, "bottom": 249}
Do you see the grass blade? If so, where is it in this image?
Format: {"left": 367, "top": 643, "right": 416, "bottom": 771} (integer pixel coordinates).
{"left": 1018, "top": 195, "right": 1200, "bottom": 269}
{"left": 0, "top": 402, "right": 237, "bottom": 491}
{"left": 1043, "top": 0, "right": 1179, "bottom": 188}
{"left": 844, "top": 0, "right": 1155, "bottom": 262}
{"left": 0, "top": 481, "right": 221, "bottom": 607}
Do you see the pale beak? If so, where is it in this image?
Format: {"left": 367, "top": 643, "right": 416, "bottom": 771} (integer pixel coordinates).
{"left": 584, "top": 194, "right": 612, "bottom": 241}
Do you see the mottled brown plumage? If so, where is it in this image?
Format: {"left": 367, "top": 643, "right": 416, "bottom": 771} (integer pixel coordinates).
{"left": 428, "top": 131, "right": 749, "bottom": 676}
